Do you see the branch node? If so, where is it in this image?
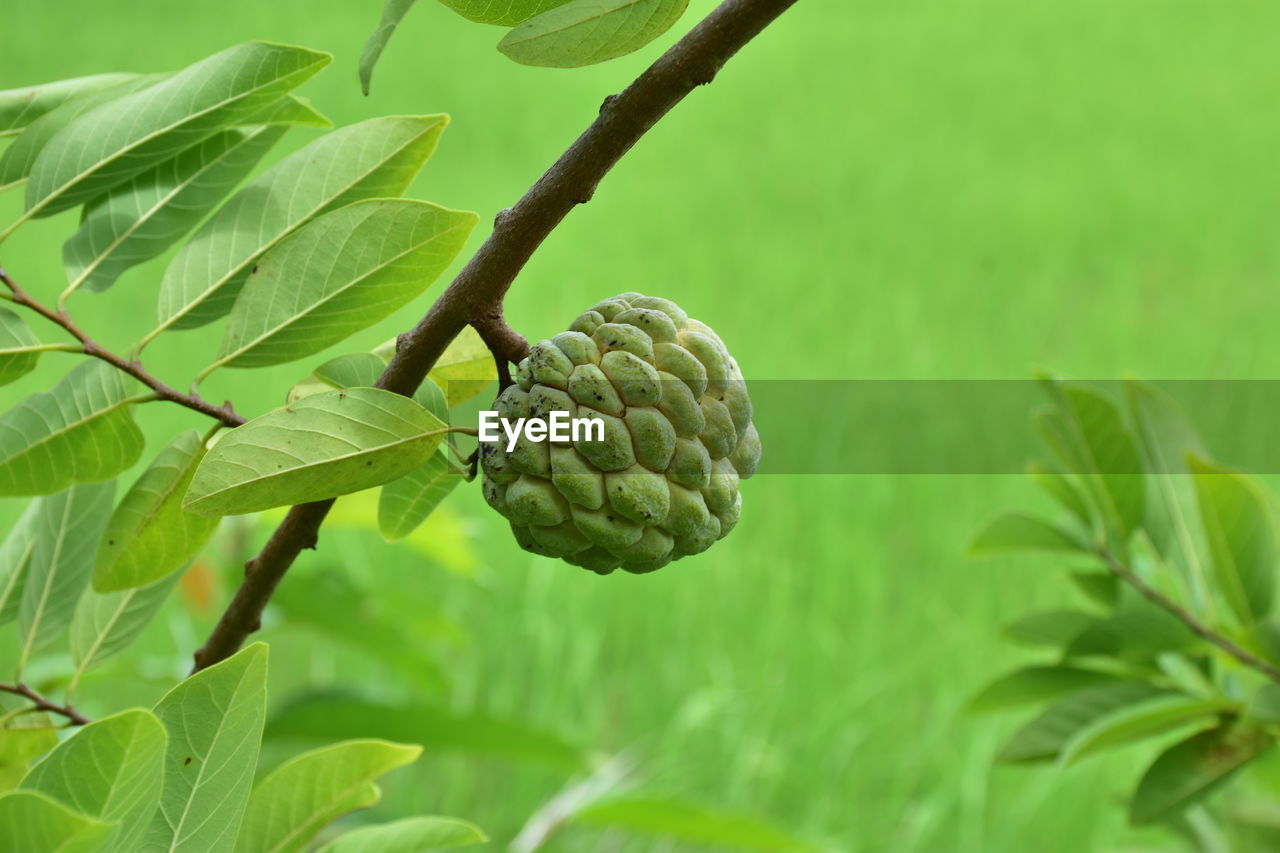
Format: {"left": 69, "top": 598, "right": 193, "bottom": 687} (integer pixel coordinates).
{"left": 599, "top": 93, "right": 620, "bottom": 113}
{"left": 494, "top": 207, "right": 515, "bottom": 228}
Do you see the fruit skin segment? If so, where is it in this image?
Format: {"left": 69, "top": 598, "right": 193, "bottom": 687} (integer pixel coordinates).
{"left": 480, "top": 293, "right": 760, "bottom": 574}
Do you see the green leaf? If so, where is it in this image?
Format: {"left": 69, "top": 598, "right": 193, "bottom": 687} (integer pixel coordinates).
{"left": 266, "top": 693, "right": 585, "bottom": 769}
{"left": 185, "top": 388, "right": 448, "bottom": 517}
{"left": 0, "top": 74, "right": 164, "bottom": 192}
{"left": 286, "top": 353, "right": 387, "bottom": 406}
{"left": 1041, "top": 382, "right": 1146, "bottom": 545}
{"left": 1126, "top": 380, "right": 1208, "bottom": 572}
{"left": 1003, "top": 610, "right": 1093, "bottom": 648}
{"left": 143, "top": 643, "right": 268, "bottom": 853}
{"left": 360, "top": 0, "right": 419, "bottom": 96}
{"left": 245, "top": 94, "right": 332, "bottom": 129}
{"left": 315, "top": 354, "right": 387, "bottom": 389}
{"left": 18, "top": 481, "right": 115, "bottom": 671}
{"left": 0, "top": 307, "right": 46, "bottom": 388}
{"left": 1065, "top": 604, "right": 1199, "bottom": 660}
{"left": 21, "top": 42, "right": 331, "bottom": 220}
{"left": 1026, "top": 462, "right": 1092, "bottom": 529}
{"left": 573, "top": 798, "right": 817, "bottom": 852}
{"left": 1248, "top": 684, "right": 1280, "bottom": 725}
{"left": 437, "top": 0, "right": 572, "bottom": 26}
{"left": 379, "top": 452, "right": 462, "bottom": 542}
{"left": 996, "top": 683, "right": 1167, "bottom": 763}
{"left": 0, "top": 719, "right": 58, "bottom": 793}
{"left": 0, "top": 73, "right": 139, "bottom": 137}
{"left": 317, "top": 816, "right": 486, "bottom": 852}
{"left": 210, "top": 199, "right": 477, "bottom": 372}
{"left": 426, "top": 326, "right": 498, "bottom": 407}
{"left": 63, "top": 125, "right": 289, "bottom": 294}
{"left": 0, "top": 500, "right": 37, "bottom": 625}
{"left": 412, "top": 374, "right": 450, "bottom": 423}
{"left": 0, "top": 789, "right": 112, "bottom": 853}
{"left": 235, "top": 739, "right": 422, "bottom": 853}
{"left": 0, "top": 360, "right": 144, "bottom": 497}
{"left": 21, "top": 709, "right": 167, "bottom": 853}
{"left": 498, "top": 0, "right": 690, "bottom": 68}
{"left": 968, "top": 512, "right": 1088, "bottom": 555}
{"left": 71, "top": 573, "right": 183, "bottom": 682}
{"left": 1130, "top": 724, "right": 1274, "bottom": 825}
{"left": 1070, "top": 569, "right": 1120, "bottom": 609}
{"left": 154, "top": 114, "right": 450, "bottom": 334}
{"left": 1060, "top": 695, "right": 1232, "bottom": 767}
{"left": 1190, "top": 454, "right": 1276, "bottom": 626}
{"left": 94, "top": 430, "right": 218, "bottom": 592}
{"left": 273, "top": 572, "right": 448, "bottom": 693}
{"left": 968, "top": 665, "right": 1127, "bottom": 713}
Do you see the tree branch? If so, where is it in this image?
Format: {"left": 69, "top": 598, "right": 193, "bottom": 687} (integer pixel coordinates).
{"left": 0, "top": 268, "right": 245, "bottom": 429}
{"left": 472, "top": 308, "right": 530, "bottom": 390}
{"left": 1095, "top": 548, "right": 1280, "bottom": 683}
{"left": 0, "top": 682, "right": 90, "bottom": 726}
{"left": 191, "top": 0, "right": 801, "bottom": 672}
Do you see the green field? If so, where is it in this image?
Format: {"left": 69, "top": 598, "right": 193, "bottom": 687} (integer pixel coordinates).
{"left": 4, "top": 1, "right": 1280, "bottom": 849}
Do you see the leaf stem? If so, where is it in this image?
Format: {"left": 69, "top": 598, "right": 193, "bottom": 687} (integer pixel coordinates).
{"left": 190, "top": 0, "right": 802, "bottom": 673}
{"left": 0, "top": 682, "right": 90, "bottom": 726}
{"left": 1095, "top": 547, "right": 1280, "bottom": 683}
{"left": 0, "top": 266, "right": 245, "bottom": 428}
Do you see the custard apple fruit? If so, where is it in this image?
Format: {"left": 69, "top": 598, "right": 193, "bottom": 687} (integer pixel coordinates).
{"left": 480, "top": 293, "right": 760, "bottom": 574}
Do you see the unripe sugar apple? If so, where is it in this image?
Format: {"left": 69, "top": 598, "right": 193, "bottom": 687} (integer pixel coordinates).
{"left": 480, "top": 293, "right": 760, "bottom": 575}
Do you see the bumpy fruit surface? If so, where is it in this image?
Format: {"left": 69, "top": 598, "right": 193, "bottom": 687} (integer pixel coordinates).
{"left": 480, "top": 293, "right": 760, "bottom": 574}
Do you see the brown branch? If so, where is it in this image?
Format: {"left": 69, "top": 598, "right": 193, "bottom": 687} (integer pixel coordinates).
{"left": 0, "top": 267, "right": 244, "bottom": 428}
{"left": 1095, "top": 548, "right": 1280, "bottom": 683}
{"left": 191, "top": 0, "right": 801, "bottom": 672}
{"left": 0, "top": 682, "right": 90, "bottom": 726}
{"left": 473, "top": 308, "right": 531, "bottom": 390}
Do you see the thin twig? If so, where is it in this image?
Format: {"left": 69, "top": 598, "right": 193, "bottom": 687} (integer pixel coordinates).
{"left": 0, "top": 267, "right": 245, "bottom": 428}
{"left": 1095, "top": 548, "right": 1280, "bottom": 683}
{"left": 473, "top": 308, "right": 530, "bottom": 390}
{"left": 0, "top": 682, "right": 90, "bottom": 726}
{"left": 190, "top": 0, "right": 801, "bottom": 672}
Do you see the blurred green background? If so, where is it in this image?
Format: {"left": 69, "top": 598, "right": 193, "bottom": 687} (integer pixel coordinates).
{"left": 4, "top": 0, "right": 1280, "bottom": 849}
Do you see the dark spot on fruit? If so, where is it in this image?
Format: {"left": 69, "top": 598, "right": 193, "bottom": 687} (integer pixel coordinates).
{"left": 107, "top": 539, "right": 114, "bottom": 545}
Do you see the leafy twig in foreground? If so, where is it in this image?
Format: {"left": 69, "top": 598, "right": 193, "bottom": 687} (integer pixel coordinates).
{"left": 0, "top": 268, "right": 245, "bottom": 429}
{"left": 0, "top": 681, "right": 90, "bottom": 726}
{"left": 191, "top": 0, "right": 802, "bottom": 672}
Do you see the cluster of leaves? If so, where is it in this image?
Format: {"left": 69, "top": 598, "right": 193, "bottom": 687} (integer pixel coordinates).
{"left": 361, "top": 0, "right": 693, "bottom": 90}
{"left": 0, "top": 643, "right": 486, "bottom": 852}
{"left": 971, "top": 378, "right": 1280, "bottom": 846}
{"left": 0, "top": 41, "right": 492, "bottom": 541}
{"left": 0, "top": 39, "right": 497, "bottom": 853}
{"left": 0, "top": 32, "right": 821, "bottom": 852}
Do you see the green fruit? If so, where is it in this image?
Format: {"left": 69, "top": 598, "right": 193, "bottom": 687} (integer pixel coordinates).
{"left": 480, "top": 293, "right": 760, "bottom": 574}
